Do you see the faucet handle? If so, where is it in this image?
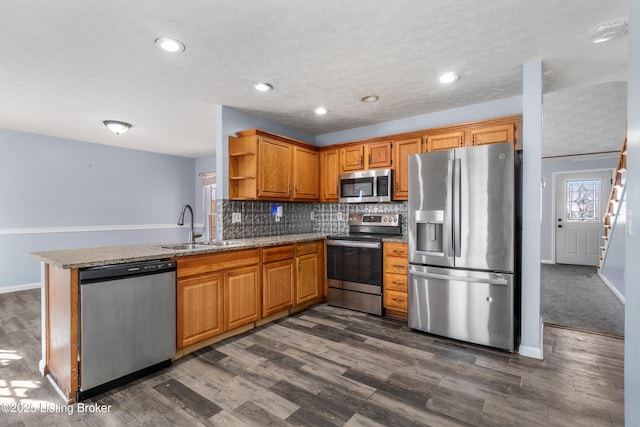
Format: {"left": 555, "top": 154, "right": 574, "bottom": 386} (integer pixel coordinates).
{"left": 193, "top": 232, "right": 203, "bottom": 239}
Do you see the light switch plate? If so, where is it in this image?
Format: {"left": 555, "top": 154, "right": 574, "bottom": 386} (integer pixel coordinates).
{"left": 232, "top": 212, "right": 241, "bottom": 223}
{"left": 626, "top": 209, "right": 633, "bottom": 236}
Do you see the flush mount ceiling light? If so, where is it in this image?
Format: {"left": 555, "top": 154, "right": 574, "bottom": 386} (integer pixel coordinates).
{"left": 103, "top": 120, "right": 132, "bottom": 135}
{"left": 314, "top": 106, "right": 329, "bottom": 115}
{"left": 439, "top": 72, "right": 459, "bottom": 84}
{"left": 253, "top": 82, "right": 273, "bottom": 92}
{"left": 591, "top": 21, "right": 628, "bottom": 43}
{"left": 360, "top": 95, "right": 379, "bottom": 103}
{"left": 155, "top": 37, "right": 185, "bottom": 53}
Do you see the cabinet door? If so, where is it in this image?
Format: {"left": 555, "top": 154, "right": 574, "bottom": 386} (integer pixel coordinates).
{"left": 426, "top": 131, "right": 464, "bottom": 152}
{"left": 296, "top": 252, "right": 320, "bottom": 304}
{"left": 392, "top": 137, "right": 422, "bottom": 200}
{"left": 471, "top": 123, "right": 515, "bottom": 146}
{"left": 341, "top": 145, "right": 365, "bottom": 172}
{"left": 177, "top": 273, "right": 224, "bottom": 348}
{"left": 366, "top": 141, "right": 392, "bottom": 169}
{"left": 258, "top": 136, "right": 292, "bottom": 199}
{"left": 293, "top": 146, "right": 319, "bottom": 200}
{"left": 263, "top": 259, "right": 295, "bottom": 317}
{"left": 320, "top": 149, "right": 340, "bottom": 202}
{"left": 225, "top": 265, "right": 261, "bottom": 330}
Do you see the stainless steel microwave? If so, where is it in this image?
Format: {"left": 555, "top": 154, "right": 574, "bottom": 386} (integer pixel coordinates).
{"left": 339, "top": 168, "right": 393, "bottom": 203}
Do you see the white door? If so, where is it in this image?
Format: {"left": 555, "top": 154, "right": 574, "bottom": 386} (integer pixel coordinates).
{"left": 555, "top": 170, "right": 612, "bottom": 265}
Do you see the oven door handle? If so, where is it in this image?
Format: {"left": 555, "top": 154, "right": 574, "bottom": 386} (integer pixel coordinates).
{"left": 326, "top": 240, "right": 381, "bottom": 249}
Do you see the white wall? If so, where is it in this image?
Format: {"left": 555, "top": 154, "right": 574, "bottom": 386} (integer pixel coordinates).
{"left": 625, "top": 1, "right": 640, "bottom": 424}
{"left": 0, "top": 129, "right": 195, "bottom": 291}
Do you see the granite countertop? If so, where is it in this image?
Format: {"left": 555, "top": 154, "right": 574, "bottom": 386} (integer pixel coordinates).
{"left": 31, "top": 233, "right": 329, "bottom": 269}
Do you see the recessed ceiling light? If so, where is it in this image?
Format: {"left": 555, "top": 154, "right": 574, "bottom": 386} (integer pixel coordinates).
{"left": 103, "top": 120, "right": 132, "bottom": 135}
{"left": 155, "top": 37, "right": 185, "bottom": 53}
{"left": 360, "top": 95, "right": 379, "bottom": 103}
{"left": 591, "top": 21, "right": 628, "bottom": 43}
{"left": 439, "top": 72, "right": 459, "bottom": 84}
{"left": 314, "top": 106, "right": 328, "bottom": 115}
{"left": 253, "top": 82, "right": 274, "bottom": 92}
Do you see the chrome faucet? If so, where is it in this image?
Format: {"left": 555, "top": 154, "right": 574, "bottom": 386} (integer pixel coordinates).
{"left": 177, "top": 204, "right": 202, "bottom": 244}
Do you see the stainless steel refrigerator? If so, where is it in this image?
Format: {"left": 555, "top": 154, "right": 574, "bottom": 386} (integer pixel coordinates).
{"left": 408, "top": 142, "right": 521, "bottom": 351}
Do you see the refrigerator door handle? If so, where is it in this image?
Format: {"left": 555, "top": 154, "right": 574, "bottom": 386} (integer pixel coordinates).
{"left": 453, "top": 158, "right": 462, "bottom": 258}
{"left": 409, "top": 269, "right": 509, "bottom": 286}
{"left": 447, "top": 159, "right": 455, "bottom": 258}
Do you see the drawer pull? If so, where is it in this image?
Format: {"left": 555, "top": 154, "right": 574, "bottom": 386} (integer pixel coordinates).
{"left": 392, "top": 281, "right": 404, "bottom": 286}
{"left": 392, "top": 297, "right": 405, "bottom": 302}
{"left": 392, "top": 264, "right": 405, "bottom": 269}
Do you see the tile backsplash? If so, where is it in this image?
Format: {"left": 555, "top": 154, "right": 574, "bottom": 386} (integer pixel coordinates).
{"left": 216, "top": 200, "right": 407, "bottom": 240}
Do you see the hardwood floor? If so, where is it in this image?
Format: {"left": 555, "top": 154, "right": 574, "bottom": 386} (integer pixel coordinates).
{"left": 0, "top": 289, "right": 624, "bottom": 426}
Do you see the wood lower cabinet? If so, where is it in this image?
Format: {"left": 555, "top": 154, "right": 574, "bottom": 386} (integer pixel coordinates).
{"left": 177, "top": 273, "right": 224, "bottom": 348}
{"left": 295, "top": 241, "right": 323, "bottom": 305}
{"left": 262, "top": 245, "right": 295, "bottom": 317}
{"left": 383, "top": 242, "right": 408, "bottom": 320}
{"left": 225, "top": 265, "right": 261, "bottom": 330}
{"left": 320, "top": 148, "right": 340, "bottom": 202}
{"left": 176, "top": 248, "right": 261, "bottom": 349}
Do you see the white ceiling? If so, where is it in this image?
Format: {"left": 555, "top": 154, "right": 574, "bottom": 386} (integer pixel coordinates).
{"left": 0, "top": 1, "right": 629, "bottom": 158}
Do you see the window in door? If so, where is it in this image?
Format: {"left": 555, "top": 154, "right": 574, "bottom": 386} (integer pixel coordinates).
{"left": 565, "top": 179, "right": 600, "bottom": 222}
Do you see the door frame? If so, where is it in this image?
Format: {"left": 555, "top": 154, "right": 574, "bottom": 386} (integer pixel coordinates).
{"left": 550, "top": 167, "right": 615, "bottom": 264}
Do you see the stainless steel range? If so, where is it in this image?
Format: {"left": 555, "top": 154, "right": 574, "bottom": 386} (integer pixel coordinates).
{"left": 326, "top": 213, "right": 401, "bottom": 315}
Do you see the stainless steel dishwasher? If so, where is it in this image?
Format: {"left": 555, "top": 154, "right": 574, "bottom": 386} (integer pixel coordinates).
{"left": 78, "top": 259, "right": 176, "bottom": 400}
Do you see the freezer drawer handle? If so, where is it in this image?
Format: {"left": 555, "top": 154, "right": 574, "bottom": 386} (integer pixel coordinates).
{"left": 409, "top": 269, "right": 509, "bottom": 286}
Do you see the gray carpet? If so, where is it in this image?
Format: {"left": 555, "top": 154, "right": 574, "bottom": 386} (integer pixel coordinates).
{"left": 540, "top": 263, "right": 625, "bottom": 337}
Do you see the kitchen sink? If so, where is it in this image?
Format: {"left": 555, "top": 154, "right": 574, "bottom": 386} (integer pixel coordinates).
{"left": 207, "top": 240, "right": 248, "bottom": 247}
{"left": 159, "top": 240, "right": 248, "bottom": 251}
{"left": 160, "top": 243, "right": 212, "bottom": 250}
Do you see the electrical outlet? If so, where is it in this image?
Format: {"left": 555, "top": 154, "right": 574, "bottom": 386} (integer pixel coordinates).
{"left": 232, "top": 212, "right": 241, "bottom": 223}
{"left": 310, "top": 211, "right": 315, "bottom": 220}
{"left": 275, "top": 216, "right": 280, "bottom": 222}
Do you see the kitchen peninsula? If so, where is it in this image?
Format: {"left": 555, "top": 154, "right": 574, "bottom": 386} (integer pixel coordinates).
{"left": 32, "top": 233, "right": 327, "bottom": 403}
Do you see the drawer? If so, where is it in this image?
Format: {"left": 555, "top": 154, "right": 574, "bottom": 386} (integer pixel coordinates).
{"left": 385, "top": 257, "right": 408, "bottom": 275}
{"left": 262, "top": 244, "right": 295, "bottom": 263}
{"left": 296, "top": 240, "right": 321, "bottom": 256}
{"left": 384, "top": 290, "right": 408, "bottom": 311}
{"left": 384, "top": 242, "right": 408, "bottom": 257}
{"left": 176, "top": 248, "right": 260, "bottom": 279}
{"left": 384, "top": 273, "right": 407, "bottom": 292}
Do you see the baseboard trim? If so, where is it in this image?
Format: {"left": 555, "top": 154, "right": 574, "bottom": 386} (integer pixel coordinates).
{"left": 597, "top": 271, "right": 625, "bottom": 304}
{"left": 0, "top": 282, "right": 41, "bottom": 294}
{"left": 519, "top": 345, "right": 543, "bottom": 359}
{"left": 540, "top": 259, "right": 554, "bottom": 264}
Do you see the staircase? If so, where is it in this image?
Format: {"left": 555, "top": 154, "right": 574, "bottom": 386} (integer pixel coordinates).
{"left": 598, "top": 137, "right": 627, "bottom": 270}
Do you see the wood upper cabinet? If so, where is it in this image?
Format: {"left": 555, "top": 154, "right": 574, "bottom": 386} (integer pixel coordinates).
{"left": 258, "top": 136, "right": 293, "bottom": 199}
{"left": 341, "top": 145, "right": 365, "bottom": 172}
{"left": 366, "top": 141, "right": 392, "bottom": 169}
{"left": 293, "top": 145, "right": 319, "bottom": 200}
{"left": 295, "top": 241, "right": 323, "bottom": 305}
{"left": 262, "top": 245, "right": 295, "bottom": 317}
{"left": 229, "top": 129, "right": 319, "bottom": 201}
{"left": 471, "top": 123, "right": 515, "bottom": 147}
{"left": 320, "top": 148, "right": 340, "bottom": 202}
{"left": 340, "top": 142, "right": 392, "bottom": 172}
{"left": 225, "top": 265, "right": 261, "bottom": 330}
{"left": 426, "top": 131, "right": 464, "bottom": 152}
{"left": 392, "top": 137, "right": 422, "bottom": 200}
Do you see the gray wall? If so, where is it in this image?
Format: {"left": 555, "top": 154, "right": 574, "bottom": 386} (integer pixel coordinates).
{"left": 0, "top": 129, "right": 195, "bottom": 290}
{"left": 626, "top": 1, "right": 639, "bottom": 424}
{"left": 540, "top": 155, "right": 618, "bottom": 262}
